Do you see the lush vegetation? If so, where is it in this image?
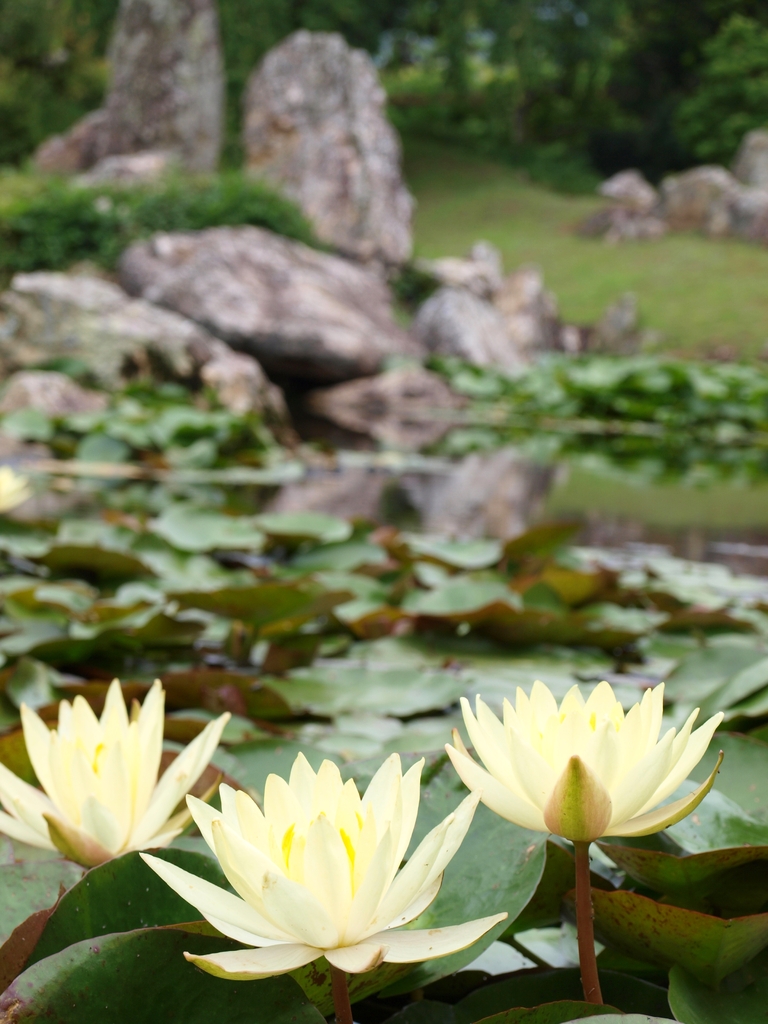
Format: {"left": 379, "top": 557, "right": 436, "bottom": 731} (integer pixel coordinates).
{"left": 2, "top": 386, "right": 768, "bottom": 1019}
{"left": 4, "top": 0, "right": 768, "bottom": 180}
{"left": 406, "top": 138, "right": 768, "bottom": 357}
{"left": 0, "top": 172, "right": 319, "bottom": 278}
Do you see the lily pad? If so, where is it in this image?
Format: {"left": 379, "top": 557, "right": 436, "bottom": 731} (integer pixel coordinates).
{"left": 0, "top": 929, "right": 325, "bottom": 1023}
{"left": 254, "top": 511, "right": 352, "bottom": 544}
{"left": 399, "top": 535, "right": 503, "bottom": 570}
{"left": 689, "top": 733, "right": 768, "bottom": 822}
{"left": 150, "top": 504, "right": 266, "bottom": 553}
{"left": 0, "top": 859, "right": 85, "bottom": 946}
{"left": 668, "top": 949, "right": 768, "bottom": 1024}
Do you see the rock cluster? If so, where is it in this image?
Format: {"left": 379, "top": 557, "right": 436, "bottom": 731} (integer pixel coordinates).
{"left": 118, "top": 226, "right": 418, "bottom": 382}
{"left": 411, "top": 244, "right": 566, "bottom": 373}
{"left": 587, "top": 130, "right": 768, "bottom": 246}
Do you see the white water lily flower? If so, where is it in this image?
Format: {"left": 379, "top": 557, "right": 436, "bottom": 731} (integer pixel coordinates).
{"left": 0, "top": 467, "right": 31, "bottom": 512}
{"left": 446, "top": 680, "right": 724, "bottom": 843}
{"left": 0, "top": 679, "right": 230, "bottom": 866}
{"left": 142, "top": 753, "right": 506, "bottom": 979}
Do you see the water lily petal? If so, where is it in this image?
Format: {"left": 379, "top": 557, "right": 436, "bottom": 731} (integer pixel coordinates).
{"left": 446, "top": 742, "right": 546, "bottom": 831}
{"left": 325, "top": 943, "right": 387, "bottom": 973}
{"left": 374, "top": 913, "right": 507, "bottom": 963}
{"left": 185, "top": 942, "right": 320, "bottom": 980}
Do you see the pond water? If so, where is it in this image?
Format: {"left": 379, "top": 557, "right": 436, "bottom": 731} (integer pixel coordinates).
{"left": 257, "top": 444, "right": 768, "bottom": 576}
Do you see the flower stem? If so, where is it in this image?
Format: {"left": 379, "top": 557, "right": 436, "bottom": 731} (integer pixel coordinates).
{"left": 573, "top": 840, "right": 603, "bottom": 1005}
{"left": 330, "top": 964, "right": 354, "bottom": 1024}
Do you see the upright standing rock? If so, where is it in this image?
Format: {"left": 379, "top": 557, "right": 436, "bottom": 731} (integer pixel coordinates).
{"left": 34, "top": 0, "right": 224, "bottom": 174}
{"left": 243, "top": 31, "right": 413, "bottom": 265}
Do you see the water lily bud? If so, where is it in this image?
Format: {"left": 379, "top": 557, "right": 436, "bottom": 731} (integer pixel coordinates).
{"left": 142, "top": 752, "right": 506, "bottom": 980}
{"left": 0, "top": 679, "right": 229, "bottom": 866}
{"left": 0, "top": 467, "right": 31, "bottom": 512}
{"left": 446, "top": 680, "right": 724, "bottom": 842}
{"left": 543, "top": 755, "right": 613, "bottom": 843}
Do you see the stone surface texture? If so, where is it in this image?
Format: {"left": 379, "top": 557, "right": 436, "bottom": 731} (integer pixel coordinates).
{"left": 34, "top": 0, "right": 223, "bottom": 174}
{"left": 413, "top": 287, "right": 518, "bottom": 370}
{"left": 119, "top": 226, "right": 420, "bottom": 381}
{"left": 75, "top": 150, "right": 175, "bottom": 187}
{"left": 493, "top": 267, "right": 562, "bottom": 361}
{"left": 733, "top": 129, "right": 768, "bottom": 188}
{"left": 587, "top": 294, "right": 641, "bottom": 355}
{"left": 416, "top": 241, "right": 504, "bottom": 299}
{"left": 199, "top": 345, "right": 288, "bottom": 422}
{"left": 578, "top": 206, "right": 667, "bottom": 242}
{"left": 659, "top": 166, "right": 741, "bottom": 234}
{"left": 0, "top": 371, "right": 108, "bottom": 416}
{"left": 305, "top": 366, "right": 465, "bottom": 450}
{"left": 598, "top": 170, "right": 658, "bottom": 211}
{"left": 243, "top": 30, "right": 413, "bottom": 264}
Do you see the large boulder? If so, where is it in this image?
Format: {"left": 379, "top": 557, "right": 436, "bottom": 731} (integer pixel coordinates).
{"left": 733, "top": 129, "right": 768, "bottom": 188}
{"left": 305, "top": 366, "right": 465, "bottom": 450}
{"left": 75, "top": 151, "right": 176, "bottom": 188}
{"left": 34, "top": 0, "right": 223, "bottom": 174}
{"left": 727, "top": 187, "right": 768, "bottom": 244}
{"left": 659, "top": 166, "right": 741, "bottom": 234}
{"left": 0, "top": 272, "right": 284, "bottom": 419}
{"left": 412, "top": 287, "right": 519, "bottom": 371}
{"left": 118, "top": 227, "right": 420, "bottom": 381}
{"left": 243, "top": 31, "right": 413, "bottom": 265}
{"left": 0, "top": 371, "right": 107, "bottom": 416}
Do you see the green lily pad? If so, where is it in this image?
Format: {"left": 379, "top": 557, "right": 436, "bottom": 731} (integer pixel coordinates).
{"left": 150, "top": 504, "right": 266, "bottom": 553}
{"left": 254, "top": 511, "right": 352, "bottom": 544}
{"left": 399, "top": 535, "right": 503, "bottom": 570}
{"left": 291, "top": 540, "right": 388, "bottom": 571}
{"left": 29, "top": 849, "right": 227, "bottom": 965}
{"left": 266, "top": 665, "right": 467, "bottom": 717}
{"left": 689, "top": 733, "right": 768, "bottom": 822}
{"left": 0, "top": 929, "right": 325, "bottom": 1023}
{"left": 0, "top": 860, "right": 85, "bottom": 946}
{"left": 586, "top": 887, "right": 768, "bottom": 984}
{"left": 668, "top": 948, "right": 768, "bottom": 1024}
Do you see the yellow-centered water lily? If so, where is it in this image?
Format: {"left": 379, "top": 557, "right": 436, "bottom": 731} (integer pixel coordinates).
{"left": 0, "top": 679, "right": 229, "bottom": 866}
{"left": 446, "top": 680, "right": 724, "bottom": 843}
{"left": 142, "top": 753, "right": 506, "bottom": 979}
{"left": 0, "top": 467, "right": 31, "bottom": 512}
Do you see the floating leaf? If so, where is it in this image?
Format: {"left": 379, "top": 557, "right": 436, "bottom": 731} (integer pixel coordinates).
{"left": 399, "top": 534, "right": 503, "bottom": 570}
{"left": 266, "top": 665, "right": 467, "bottom": 717}
{"left": 0, "top": 860, "right": 84, "bottom": 946}
{"left": 689, "top": 733, "right": 768, "bottom": 822}
{"left": 584, "top": 887, "right": 768, "bottom": 984}
{"left": 255, "top": 511, "right": 352, "bottom": 544}
{"left": 30, "top": 849, "right": 226, "bottom": 965}
{"left": 668, "top": 949, "right": 768, "bottom": 1024}
{"left": 150, "top": 504, "right": 266, "bottom": 553}
{"left": 0, "top": 929, "right": 325, "bottom": 1023}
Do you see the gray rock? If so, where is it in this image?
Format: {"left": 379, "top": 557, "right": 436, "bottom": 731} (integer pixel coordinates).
{"left": 727, "top": 186, "right": 768, "bottom": 243}
{"left": 119, "top": 226, "right": 419, "bottom": 381}
{"left": 413, "top": 287, "right": 520, "bottom": 371}
{"left": 659, "top": 166, "right": 740, "bottom": 234}
{"left": 587, "top": 294, "right": 641, "bottom": 355}
{"left": 243, "top": 31, "right": 413, "bottom": 265}
{"left": 0, "top": 371, "right": 108, "bottom": 416}
{"left": 34, "top": 0, "right": 223, "bottom": 174}
{"left": 305, "top": 366, "right": 465, "bottom": 450}
{"left": 598, "top": 170, "right": 658, "bottom": 212}
{"left": 264, "top": 469, "right": 389, "bottom": 522}
{"left": 416, "top": 241, "right": 504, "bottom": 299}
{"left": 0, "top": 272, "right": 206, "bottom": 386}
{"left": 577, "top": 207, "right": 667, "bottom": 242}
{"left": 75, "top": 150, "right": 176, "bottom": 187}
{"left": 0, "top": 273, "right": 287, "bottom": 422}
{"left": 733, "top": 129, "right": 768, "bottom": 188}
{"left": 493, "top": 267, "right": 562, "bottom": 361}
{"left": 200, "top": 346, "right": 288, "bottom": 423}
{"left": 34, "top": 110, "right": 110, "bottom": 174}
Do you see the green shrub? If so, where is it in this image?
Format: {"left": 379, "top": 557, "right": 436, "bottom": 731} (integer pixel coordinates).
{"left": 0, "top": 173, "right": 320, "bottom": 276}
{"left": 677, "top": 15, "right": 768, "bottom": 165}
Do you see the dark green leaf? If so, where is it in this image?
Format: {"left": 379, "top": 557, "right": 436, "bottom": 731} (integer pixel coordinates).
{"left": 30, "top": 849, "right": 227, "bottom": 964}
{"left": 0, "top": 859, "right": 84, "bottom": 945}
{"left": 668, "top": 949, "right": 768, "bottom": 1024}
{"left": 0, "top": 928, "right": 325, "bottom": 1023}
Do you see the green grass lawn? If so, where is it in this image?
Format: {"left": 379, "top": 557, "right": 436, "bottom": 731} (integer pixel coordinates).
{"left": 404, "top": 137, "right": 768, "bottom": 359}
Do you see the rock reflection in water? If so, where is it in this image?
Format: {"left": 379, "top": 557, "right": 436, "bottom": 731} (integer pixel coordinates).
{"left": 265, "top": 448, "right": 555, "bottom": 538}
